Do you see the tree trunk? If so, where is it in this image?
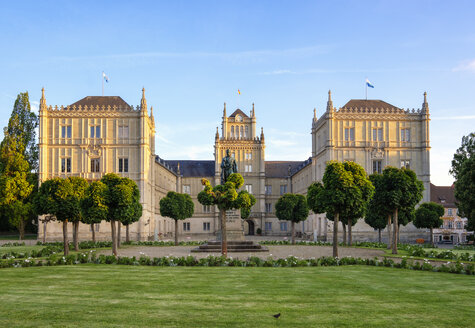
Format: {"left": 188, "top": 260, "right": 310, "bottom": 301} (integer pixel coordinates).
{"left": 387, "top": 214, "right": 392, "bottom": 249}
{"left": 342, "top": 222, "right": 347, "bottom": 245}
{"left": 348, "top": 220, "right": 352, "bottom": 246}
{"left": 378, "top": 228, "right": 382, "bottom": 243}
{"left": 291, "top": 221, "right": 295, "bottom": 245}
{"left": 221, "top": 209, "right": 227, "bottom": 257}
{"left": 430, "top": 227, "right": 434, "bottom": 247}
{"left": 43, "top": 221, "right": 47, "bottom": 243}
{"left": 91, "top": 224, "right": 96, "bottom": 243}
{"left": 174, "top": 220, "right": 179, "bottom": 246}
{"left": 73, "top": 221, "right": 79, "bottom": 251}
{"left": 126, "top": 224, "right": 130, "bottom": 243}
{"left": 333, "top": 212, "right": 339, "bottom": 258}
{"left": 111, "top": 220, "right": 117, "bottom": 256}
{"left": 63, "top": 220, "right": 69, "bottom": 256}
{"left": 392, "top": 208, "right": 398, "bottom": 254}
{"left": 117, "top": 221, "right": 121, "bottom": 248}
{"left": 19, "top": 220, "right": 25, "bottom": 241}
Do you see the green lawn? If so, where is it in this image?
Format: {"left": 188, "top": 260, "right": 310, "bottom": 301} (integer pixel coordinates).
{"left": 0, "top": 245, "right": 45, "bottom": 256}
{"left": 0, "top": 266, "right": 474, "bottom": 327}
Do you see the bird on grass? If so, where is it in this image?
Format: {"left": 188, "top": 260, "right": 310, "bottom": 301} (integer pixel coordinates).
{"left": 273, "top": 313, "right": 281, "bottom": 319}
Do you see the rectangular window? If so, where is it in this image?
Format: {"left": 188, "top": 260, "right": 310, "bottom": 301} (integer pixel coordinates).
{"left": 447, "top": 221, "right": 453, "bottom": 229}
{"left": 265, "top": 222, "right": 272, "bottom": 231}
{"left": 245, "top": 152, "right": 252, "bottom": 160}
{"left": 203, "top": 222, "right": 210, "bottom": 231}
{"left": 280, "top": 222, "right": 288, "bottom": 231}
{"left": 265, "top": 185, "right": 272, "bottom": 195}
{"left": 61, "top": 157, "right": 71, "bottom": 173}
{"left": 61, "top": 125, "right": 72, "bottom": 138}
{"left": 245, "top": 164, "right": 252, "bottom": 172}
{"left": 90, "top": 125, "right": 101, "bottom": 138}
{"left": 372, "top": 160, "right": 382, "bottom": 174}
{"left": 373, "top": 128, "right": 383, "bottom": 141}
{"left": 400, "top": 160, "right": 410, "bottom": 169}
{"left": 345, "top": 128, "right": 355, "bottom": 141}
{"left": 448, "top": 208, "right": 453, "bottom": 216}
{"left": 265, "top": 203, "right": 272, "bottom": 213}
{"left": 183, "top": 222, "right": 190, "bottom": 231}
{"left": 245, "top": 184, "right": 252, "bottom": 194}
{"left": 119, "top": 126, "right": 129, "bottom": 138}
{"left": 203, "top": 205, "right": 211, "bottom": 213}
{"left": 91, "top": 158, "right": 100, "bottom": 172}
{"left": 118, "top": 158, "right": 129, "bottom": 173}
{"left": 456, "top": 221, "right": 462, "bottom": 229}
{"left": 280, "top": 185, "right": 287, "bottom": 195}
{"left": 401, "top": 128, "right": 411, "bottom": 142}
{"left": 182, "top": 185, "right": 191, "bottom": 194}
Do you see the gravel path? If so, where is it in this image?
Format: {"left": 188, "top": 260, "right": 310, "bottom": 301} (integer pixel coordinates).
{"left": 100, "top": 245, "right": 385, "bottom": 260}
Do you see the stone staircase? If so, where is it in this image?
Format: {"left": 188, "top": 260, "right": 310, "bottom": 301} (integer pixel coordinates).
{"left": 191, "top": 240, "right": 268, "bottom": 253}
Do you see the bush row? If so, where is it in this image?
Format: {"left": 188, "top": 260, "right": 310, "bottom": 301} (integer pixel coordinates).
{"left": 402, "top": 244, "right": 473, "bottom": 262}
{"left": 1, "top": 252, "right": 474, "bottom": 275}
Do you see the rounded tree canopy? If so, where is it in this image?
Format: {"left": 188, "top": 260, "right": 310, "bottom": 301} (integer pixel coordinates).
{"left": 275, "top": 193, "right": 309, "bottom": 223}
{"left": 414, "top": 202, "right": 445, "bottom": 229}
{"left": 160, "top": 191, "right": 194, "bottom": 221}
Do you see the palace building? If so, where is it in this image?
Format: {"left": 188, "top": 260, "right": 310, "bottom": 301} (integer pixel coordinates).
{"left": 37, "top": 88, "right": 431, "bottom": 242}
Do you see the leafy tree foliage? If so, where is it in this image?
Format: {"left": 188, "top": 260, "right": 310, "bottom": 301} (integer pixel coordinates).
{"left": 450, "top": 133, "right": 474, "bottom": 232}
{"left": 371, "top": 167, "right": 424, "bottom": 254}
{"left": 414, "top": 202, "right": 445, "bottom": 246}
{"left": 275, "top": 193, "right": 309, "bottom": 244}
{"left": 306, "top": 161, "right": 373, "bottom": 257}
{"left": 0, "top": 92, "right": 38, "bottom": 172}
{"left": 100, "top": 173, "right": 142, "bottom": 255}
{"left": 198, "top": 173, "right": 253, "bottom": 256}
{"left": 160, "top": 191, "right": 194, "bottom": 245}
{"left": 67, "top": 177, "right": 89, "bottom": 251}
{"left": 81, "top": 181, "right": 108, "bottom": 243}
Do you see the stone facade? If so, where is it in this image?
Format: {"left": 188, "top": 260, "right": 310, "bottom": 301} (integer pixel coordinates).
{"left": 37, "top": 88, "right": 432, "bottom": 243}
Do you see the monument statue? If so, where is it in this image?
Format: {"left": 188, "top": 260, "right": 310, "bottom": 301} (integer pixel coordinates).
{"left": 221, "top": 149, "right": 238, "bottom": 184}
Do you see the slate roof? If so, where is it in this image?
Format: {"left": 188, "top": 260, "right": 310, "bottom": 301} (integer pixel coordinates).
{"left": 265, "top": 161, "right": 308, "bottom": 178}
{"left": 229, "top": 109, "right": 249, "bottom": 118}
{"left": 342, "top": 99, "right": 400, "bottom": 111}
{"left": 165, "top": 160, "right": 215, "bottom": 177}
{"left": 70, "top": 96, "right": 130, "bottom": 108}
{"left": 430, "top": 183, "right": 456, "bottom": 208}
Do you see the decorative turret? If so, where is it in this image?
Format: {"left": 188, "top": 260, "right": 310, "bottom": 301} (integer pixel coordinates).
{"left": 215, "top": 126, "right": 219, "bottom": 140}
{"left": 326, "top": 90, "right": 334, "bottom": 112}
{"left": 40, "top": 87, "right": 47, "bottom": 111}
{"left": 177, "top": 162, "right": 181, "bottom": 175}
{"left": 422, "top": 91, "right": 429, "bottom": 114}
{"left": 313, "top": 108, "right": 317, "bottom": 122}
{"left": 260, "top": 127, "right": 265, "bottom": 141}
{"left": 223, "top": 102, "right": 227, "bottom": 118}
{"left": 251, "top": 103, "right": 255, "bottom": 118}
{"left": 150, "top": 106, "right": 155, "bottom": 128}
{"left": 140, "top": 87, "right": 147, "bottom": 111}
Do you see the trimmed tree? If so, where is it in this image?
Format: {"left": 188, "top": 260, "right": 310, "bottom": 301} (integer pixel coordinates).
{"left": 450, "top": 133, "right": 474, "bottom": 233}
{"left": 414, "top": 202, "right": 445, "bottom": 246}
{"left": 198, "top": 173, "right": 253, "bottom": 257}
{"left": 306, "top": 161, "right": 373, "bottom": 257}
{"left": 67, "top": 177, "right": 89, "bottom": 251}
{"left": 364, "top": 205, "right": 387, "bottom": 243}
{"left": 81, "top": 181, "right": 108, "bottom": 243}
{"left": 275, "top": 193, "right": 309, "bottom": 244}
{"left": 159, "top": 191, "right": 194, "bottom": 245}
{"left": 115, "top": 177, "right": 142, "bottom": 247}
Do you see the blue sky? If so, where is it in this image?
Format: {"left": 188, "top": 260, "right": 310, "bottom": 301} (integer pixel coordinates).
{"left": 0, "top": 0, "right": 474, "bottom": 185}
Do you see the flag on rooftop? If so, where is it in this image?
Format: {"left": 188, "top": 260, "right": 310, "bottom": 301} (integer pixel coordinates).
{"left": 238, "top": 89, "right": 241, "bottom": 95}
{"left": 366, "top": 79, "right": 374, "bottom": 88}
{"left": 103, "top": 72, "right": 109, "bottom": 83}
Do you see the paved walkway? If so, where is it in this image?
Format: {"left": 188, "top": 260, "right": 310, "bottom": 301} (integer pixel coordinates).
{"left": 101, "top": 245, "right": 385, "bottom": 260}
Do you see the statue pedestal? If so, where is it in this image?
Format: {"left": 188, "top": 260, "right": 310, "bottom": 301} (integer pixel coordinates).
{"left": 216, "top": 210, "right": 245, "bottom": 241}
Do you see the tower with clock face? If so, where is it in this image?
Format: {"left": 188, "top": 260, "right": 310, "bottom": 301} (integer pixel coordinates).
{"left": 214, "top": 102, "right": 266, "bottom": 219}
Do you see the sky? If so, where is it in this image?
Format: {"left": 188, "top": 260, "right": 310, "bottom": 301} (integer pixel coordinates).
{"left": 0, "top": 0, "right": 474, "bottom": 186}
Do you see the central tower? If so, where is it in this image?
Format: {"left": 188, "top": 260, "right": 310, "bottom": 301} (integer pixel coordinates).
{"left": 214, "top": 103, "right": 265, "bottom": 214}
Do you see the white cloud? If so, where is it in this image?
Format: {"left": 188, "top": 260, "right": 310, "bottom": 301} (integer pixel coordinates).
{"left": 452, "top": 59, "right": 475, "bottom": 72}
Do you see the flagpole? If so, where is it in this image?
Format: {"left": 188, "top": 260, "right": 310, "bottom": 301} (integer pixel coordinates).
{"left": 102, "top": 71, "right": 104, "bottom": 96}
{"left": 365, "top": 77, "right": 367, "bottom": 100}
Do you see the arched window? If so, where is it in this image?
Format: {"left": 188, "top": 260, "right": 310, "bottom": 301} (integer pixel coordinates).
{"left": 240, "top": 126, "right": 243, "bottom": 138}
{"left": 245, "top": 126, "right": 249, "bottom": 138}
{"left": 231, "top": 126, "right": 234, "bottom": 138}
